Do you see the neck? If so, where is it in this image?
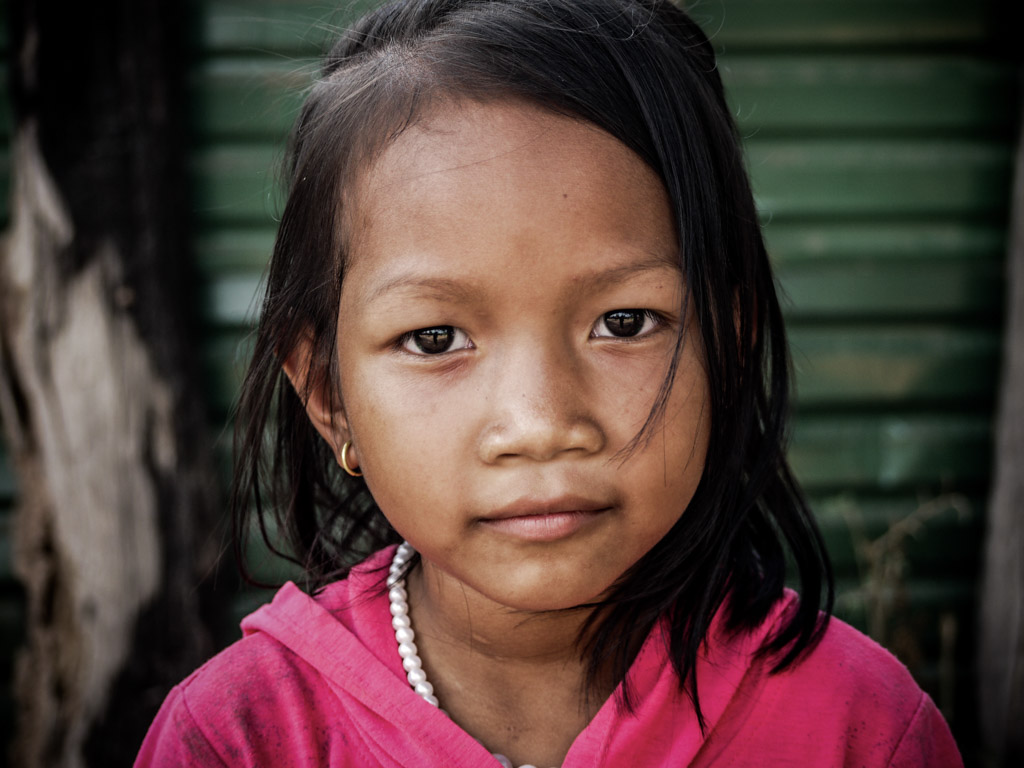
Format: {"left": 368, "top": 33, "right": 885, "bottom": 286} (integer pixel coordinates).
{"left": 403, "top": 556, "right": 615, "bottom": 767}
{"left": 408, "top": 559, "right": 595, "bottom": 664}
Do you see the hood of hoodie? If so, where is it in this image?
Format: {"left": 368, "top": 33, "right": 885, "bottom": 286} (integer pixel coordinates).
{"left": 240, "top": 547, "right": 792, "bottom": 767}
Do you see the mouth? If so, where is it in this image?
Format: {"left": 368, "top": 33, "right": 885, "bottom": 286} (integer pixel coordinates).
{"left": 477, "top": 496, "right": 611, "bottom": 542}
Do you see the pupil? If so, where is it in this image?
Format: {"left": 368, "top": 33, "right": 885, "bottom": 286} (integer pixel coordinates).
{"left": 605, "top": 310, "right": 643, "bottom": 337}
{"left": 414, "top": 326, "right": 453, "bottom": 353}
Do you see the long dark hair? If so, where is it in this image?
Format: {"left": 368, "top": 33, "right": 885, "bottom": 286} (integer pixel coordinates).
{"left": 232, "top": 0, "right": 834, "bottom": 727}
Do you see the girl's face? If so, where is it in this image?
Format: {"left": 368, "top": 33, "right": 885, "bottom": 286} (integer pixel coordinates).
{"left": 327, "top": 100, "right": 710, "bottom": 612}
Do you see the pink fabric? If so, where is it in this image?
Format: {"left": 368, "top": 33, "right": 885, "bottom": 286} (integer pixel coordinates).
{"left": 136, "top": 548, "right": 962, "bottom": 767}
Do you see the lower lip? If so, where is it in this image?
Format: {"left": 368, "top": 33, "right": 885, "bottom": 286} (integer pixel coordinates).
{"left": 478, "top": 510, "right": 606, "bottom": 542}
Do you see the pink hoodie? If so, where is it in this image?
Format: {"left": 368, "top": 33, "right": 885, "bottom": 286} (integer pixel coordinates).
{"left": 136, "top": 548, "right": 962, "bottom": 766}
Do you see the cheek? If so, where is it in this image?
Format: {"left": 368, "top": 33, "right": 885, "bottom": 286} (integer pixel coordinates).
{"left": 625, "top": 357, "right": 711, "bottom": 502}
{"left": 590, "top": 350, "right": 677, "bottom": 434}
{"left": 340, "top": 363, "right": 468, "bottom": 518}
{"left": 666, "top": 362, "right": 712, "bottom": 478}
{"left": 343, "top": 374, "right": 420, "bottom": 470}
{"left": 596, "top": 339, "right": 710, "bottom": 451}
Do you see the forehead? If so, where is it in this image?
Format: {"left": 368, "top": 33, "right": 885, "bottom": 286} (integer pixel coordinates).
{"left": 351, "top": 98, "right": 669, "bottom": 220}
{"left": 342, "top": 98, "right": 678, "bottom": 299}
{"left": 359, "top": 98, "right": 653, "bottom": 191}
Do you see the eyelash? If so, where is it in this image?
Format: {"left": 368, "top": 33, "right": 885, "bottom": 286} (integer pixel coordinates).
{"left": 397, "top": 326, "right": 474, "bottom": 356}
{"left": 397, "top": 309, "right": 666, "bottom": 356}
{"left": 590, "top": 309, "right": 665, "bottom": 340}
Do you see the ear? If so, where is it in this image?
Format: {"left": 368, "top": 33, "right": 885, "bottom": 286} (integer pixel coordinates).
{"left": 281, "top": 333, "right": 351, "bottom": 465}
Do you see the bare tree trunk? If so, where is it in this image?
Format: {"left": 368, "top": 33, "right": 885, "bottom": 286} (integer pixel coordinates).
{"left": 0, "top": 2, "right": 221, "bottom": 766}
{"left": 978, "top": 100, "right": 1024, "bottom": 766}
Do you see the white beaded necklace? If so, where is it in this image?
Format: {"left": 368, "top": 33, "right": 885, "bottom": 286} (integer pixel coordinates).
{"left": 388, "top": 542, "right": 560, "bottom": 768}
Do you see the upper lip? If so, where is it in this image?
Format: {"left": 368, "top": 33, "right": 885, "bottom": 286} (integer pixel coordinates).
{"left": 481, "top": 495, "right": 611, "bottom": 521}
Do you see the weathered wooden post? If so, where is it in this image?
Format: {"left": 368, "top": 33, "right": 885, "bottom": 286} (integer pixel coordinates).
{"left": 0, "top": 2, "right": 221, "bottom": 765}
{"left": 978, "top": 102, "right": 1024, "bottom": 767}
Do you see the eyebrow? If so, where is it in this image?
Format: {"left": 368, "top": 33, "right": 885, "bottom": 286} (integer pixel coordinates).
{"left": 366, "top": 275, "right": 480, "bottom": 305}
{"left": 569, "top": 254, "right": 681, "bottom": 294}
{"left": 365, "top": 251, "right": 681, "bottom": 304}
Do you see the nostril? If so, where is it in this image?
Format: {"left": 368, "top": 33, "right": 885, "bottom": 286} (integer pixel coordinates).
{"left": 478, "top": 409, "right": 605, "bottom": 464}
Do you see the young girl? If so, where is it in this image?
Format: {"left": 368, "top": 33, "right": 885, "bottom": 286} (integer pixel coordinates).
{"left": 137, "top": 0, "right": 963, "bottom": 765}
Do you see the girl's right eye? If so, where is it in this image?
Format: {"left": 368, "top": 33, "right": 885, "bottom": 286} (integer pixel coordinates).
{"left": 399, "top": 326, "right": 473, "bottom": 355}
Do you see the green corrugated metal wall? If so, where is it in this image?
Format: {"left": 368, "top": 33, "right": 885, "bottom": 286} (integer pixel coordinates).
{"left": 0, "top": 0, "right": 1017, "bottom": 760}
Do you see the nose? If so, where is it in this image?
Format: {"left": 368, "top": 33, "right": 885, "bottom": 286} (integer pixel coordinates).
{"left": 477, "top": 343, "right": 605, "bottom": 463}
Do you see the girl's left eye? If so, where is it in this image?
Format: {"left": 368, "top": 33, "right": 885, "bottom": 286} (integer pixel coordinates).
{"left": 399, "top": 325, "right": 473, "bottom": 355}
{"left": 591, "top": 309, "right": 663, "bottom": 339}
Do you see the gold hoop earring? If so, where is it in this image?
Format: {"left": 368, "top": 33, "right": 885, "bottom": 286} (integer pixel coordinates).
{"left": 340, "top": 441, "right": 363, "bottom": 477}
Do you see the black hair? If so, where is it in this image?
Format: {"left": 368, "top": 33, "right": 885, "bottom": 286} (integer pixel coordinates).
{"left": 232, "top": 0, "right": 834, "bottom": 728}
